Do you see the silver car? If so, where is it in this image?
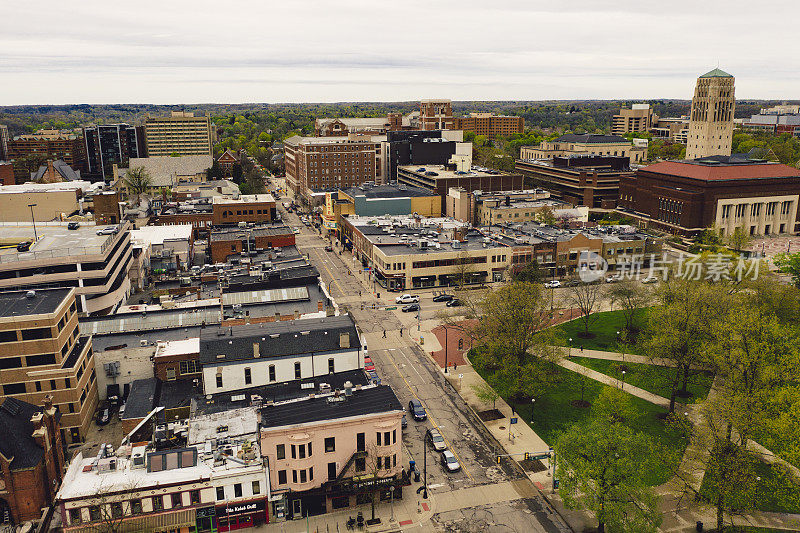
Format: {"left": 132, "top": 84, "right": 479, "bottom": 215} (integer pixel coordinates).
{"left": 440, "top": 450, "right": 461, "bottom": 472}
{"left": 426, "top": 428, "right": 447, "bottom": 452}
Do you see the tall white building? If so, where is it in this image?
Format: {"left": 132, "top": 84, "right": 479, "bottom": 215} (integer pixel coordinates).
{"left": 685, "top": 68, "right": 736, "bottom": 160}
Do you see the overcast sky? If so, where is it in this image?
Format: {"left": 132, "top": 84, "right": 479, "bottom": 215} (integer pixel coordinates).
{"left": 2, "top": 0, "right": 798, "bottom": 105}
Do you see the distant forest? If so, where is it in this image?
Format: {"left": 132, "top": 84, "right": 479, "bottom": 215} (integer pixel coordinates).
{"left": 2, "top": 100, "right": 798, "bottom": 168}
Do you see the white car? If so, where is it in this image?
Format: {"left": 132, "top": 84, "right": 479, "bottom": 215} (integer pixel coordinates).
{"left": 440, "top": 450, "right": 461, "bottom": 472}
{"left": 641, "top": 276, "right": 659, "bottom": 284}
{"left": 543, "top": 280, "right": 561, "bottom": 289}
{"left": 395, "top": 294, "right": 419, "bottom": 304}
{"left": 605, "top": 275, "right": 621, "bottom": 283}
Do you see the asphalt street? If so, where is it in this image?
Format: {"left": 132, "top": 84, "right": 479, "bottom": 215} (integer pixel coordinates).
{"left": 278, "top": 200, "right": 572, "bottom": 533}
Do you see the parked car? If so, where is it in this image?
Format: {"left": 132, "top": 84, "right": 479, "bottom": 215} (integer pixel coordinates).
{"left": 118, "top": 403, "right": 126, "bottom": 419}
{"left": 324, "top": 245, "right": 333, "bottom": 252}
{"left": 544, "top": 280, "right": 561, "bottom": 289}
{"left": 402, "top": 303, "right": 420, "bottom": 313}
{"left": 408, "top": 399, "right": 427, "bottom": 421}
{"left": 292, "top": 228, "right": 300, "bottom": 235}
{"left": 446, "top": 298, "right": 461, "bottom": 307}
{"left": 402, "top": 413, "right": 407, "bottom": 429}
{"left": 562, "top": 279, "right": 581, "bottom": 287}
{"left": 641, "top": 276, "right": 659, "bottom": 284}
{"left": 440, "top": 450, "right": 461, "bottom": 472}
{"left": 605, "top": 274, "right": 621, "bottom": 283}
{"left": 67, "top": 221, "right": 80, "bottom": 230}
{"left": 395, "top": 294, "right": 419, "bottom": 304}
{"left": 16, "top": 241, "right": 31, "bottom": 252}
{"left": 96, "top": 226, "right": 118, "bottom": 236}
{"left": 96, "top": 406, "right": 111, "bottom": 426}
{"left": 426, "top": 428, "right": 447, "bottom": 452}
{"left": 432, "top": 293, "right": 453, "bottom": 302}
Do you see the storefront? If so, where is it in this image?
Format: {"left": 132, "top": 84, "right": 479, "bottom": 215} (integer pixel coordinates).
{"left": 196, "top": 506, "right": 217, "bottom": 533}
{"left": 323, "top": 475, "right": 403, "bottom": 514}
{"left": 215, "top": 499, "right": 268, "bottom": 531}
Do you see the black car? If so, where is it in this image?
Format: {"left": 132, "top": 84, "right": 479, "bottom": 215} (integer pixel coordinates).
{"left": 402, "top": 303, "right": 420, "bottom": 312}
{"left": 432, "top": 294, "right": 453, "bottom": 302}
{"left": 67, "top": 221, "right": 80, "bottom": 230}
{"left": 408, "top": 399, "right": 427, "bottom": 421}
{"left": 324, "top": 245, "right": 333, "bottom": 252}
{"left": 16, "top": 241, "right": 31, "bottom": 252}
{"left": 96, "top": 406, "right": 111, "bottom": 426}
{"left": 446, "top": 298, "right": 461, "bottom": 307}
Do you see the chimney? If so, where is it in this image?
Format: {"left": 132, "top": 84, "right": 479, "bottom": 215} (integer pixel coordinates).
{"left": 46, "top": 160, "right": 55, "bottom": 180}
{"left": 253, "top": 343, "right": 260, "bottom": 358}
{"left": 339, "top": 332, "right": 350, "bottom": 349}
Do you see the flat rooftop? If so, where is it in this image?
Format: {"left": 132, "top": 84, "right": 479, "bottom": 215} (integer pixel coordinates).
{"left": 131, "top": 225, "right": 193, "bottom": 245}
{"left": 0, "top": 288, "right": 71, "bottom": 318}
{"left": 644, "top": 158, "right": 800, "bottom": 181}
{"left": 212, "top": 193, "right": 275, "bottom": 204}
{"left": 0, "top": 223, "right": 120, "bottom": 262}
{"left": 398, "top": 164, "right": 509, "bottom": 180}
{"left": 260, "top": 384, "right": 402, "bottom": 429}
{"left": 210, "top": 223, "right": 293, "bottom": 241}
{"left": 341, "top": 184, "right": 435, "bottom": 199}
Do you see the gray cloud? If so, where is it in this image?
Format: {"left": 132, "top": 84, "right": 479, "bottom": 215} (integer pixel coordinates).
{"left": 1, "top": 0, "right": 798, "bottom": 104}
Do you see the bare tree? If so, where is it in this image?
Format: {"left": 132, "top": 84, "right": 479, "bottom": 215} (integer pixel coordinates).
{"left": 608, "top": 280, "right": 649, "bottom": 335}
{"left": 79, "top": 478, "right": 142, "bottom": 533}
{"left": 566, "top": 280, "right": 605, "bottom": 337}
{"left": 471, "top": 382, "right": 500, "bottom": 410}
{"left": 451, "top": 250, "right": 476, "bottom": 290}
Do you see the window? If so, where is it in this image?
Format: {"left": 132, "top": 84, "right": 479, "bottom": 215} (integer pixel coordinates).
{"left": 328, "top": 358, "right": 335, "bottom": 373}
{"left": 190, "top": 490, "right": 200, "bottom": 504}
{"left": 69, "top": 508, "right": 81, "bottom": 524}
{"left": 22, "top": 327, "right": 51, "bottom": 341}
{"left": 111, "top": 502, "right": 123, "bottom": 518}
{"left": 152, "top": 495, "right": 163, "bottom": 511}
{"left": 0, "top": 330, "right": 17, "bottom": 343}
{"left": 393, "top": 454, "right": 397, "bottom": 467}
{"left": 65, "top": 378, "right": 71, "bottom": 388}
{"left": 89, "top": 506, "right": 101, "bottom": 521}
{"left": 69, "top": 403, "right": 75, "bottom": 413}
{"left": 50, "top": 379, "right": 56, "bottom": 390}
{"left": 376, "top": 456, "right": 382, "bottom": 469}
{"left": 131, "top": 499, "right": 142, "bottom": 514}
{"left": 299, "top": 444, "right": 306, "bottom": 459}
{"left": 244, "top": 367, "right": 252, "bottom": 385}
{"left": 355, "top": 457, "right": 366, "bottom": 472}
{"left": 308, "top": 442, "right": 312, "bottom": 456}
{"left": 35, "top": 381, "right": 41, "bottom": 392}
{"left": 300, "top": 470, "right": 307, "bottom": 483}
{"left": 26, "top": 353, "right": 56, "bottom": 366}
{"left": 377, "top": 432, "right": 382, "bottom": 446}
{"left": 384, "top": 431, "right": 391, "bottom": 446}
{"left": 328, "top": 462, "right": 337, "bottom": 480}
{"left": 392, "top": 430, "right": 396, "bottom": 444}
{"left": 325, "top": 437, "right": 335, "bottom": 452}
{"left": 252, "top": 481, "right": 260, "bottom": 495}
{"left": 357, "top": 432, "right": 365, "bottom": 452}
{"left": 291, "top": 444, "right": 296, "bottom": 459}
{"left": 234, "top": 483, "right": 243, "bottom": 498}
{"left": 276, "top": 444, "right": 285, "bottom": 459}
{"left": 3, "top": 383, "right": 25, "bottom": 395}
{"left": 216, "top": 374, "right": 223, "bottom": 388}
{"left": 171, "top": 493, "right": 182, "bottom": 508}
{"left": 292, "top": 470, "right": 298, "bottom": 483}
{"left": 0, "top": 357, "right": 21, "bottom": 369}
{"left": 166, "top": 368, "right": 176, "bottom": 381}
{"left": 294, "top": 362, "right": 301, "bottom": 379}
{"left": 278, "top": 470, "right": 287, "bottom": 485}
{"left": 268, "top": 365, "right": 276, "bottom": 382}
{"left": 216, "top": 487, "right": 225, "bottom": 500}
{"left": 179, "top": 360, "right": 198, "bottom": 375}
{"left": 309, "top": 467, "right": 313, "bottom": 481}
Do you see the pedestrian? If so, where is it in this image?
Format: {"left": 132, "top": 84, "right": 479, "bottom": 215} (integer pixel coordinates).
{"left": 400, "top": 327, "right": 403, "bottom": 336}
{"left": 580, "top": 346, "right": 584, "bottom": 353}
{"left": 383, "top": 329, "right": 386, "bottom": 338}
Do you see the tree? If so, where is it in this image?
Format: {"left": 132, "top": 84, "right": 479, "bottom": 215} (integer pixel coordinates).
{"left": 15, "top": 153, "right": 49, "bottom": 178}
{"left": 513, "top": 260, "right": 544, "bottom": 283}
{"left": 471, "top": 382, "right": 500, "bottom": 410}
{"left": 450, "top": 250, "right": 476, "bottom": 289}
{"left": 726, "top": 225, "right": 751, "bottom": 253}
{"left": 774, "top": 252, "right": 800, "bottom": 288}
{"left": 565, "top": 280, "right": 604, "bottom": 336}
{"left": 557, "top": 393, "right": 662, "bottom": 533}
{"left": 608, "top": 280, "right": 648, "bottom": 334}
{"left": 640, "top": 278, "right": 720, "bottom": 413}
{"left": 535, "top": 206, "right": 558, "bottom": 226}
{"left": 470, "top": 281, "right": 557, "bottom": 366}
{"left": 206, "top": 159, "right": 224, "bottom": 180}
{"left": 123, "top": 166, "right": 151, "bottom": 202}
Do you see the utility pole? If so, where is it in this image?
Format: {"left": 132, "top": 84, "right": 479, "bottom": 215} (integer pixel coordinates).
{"left": 423, "top": 438, "right": 428, "bottom": 499}
{"left": 444, "top": 325, "right": 448, "bottom": 373}
{"left": 28, "top": 204, "right": 38, "bottom": 242}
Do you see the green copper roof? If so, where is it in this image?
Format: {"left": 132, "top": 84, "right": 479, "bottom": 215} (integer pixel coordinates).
{"left": 700, "top": 68, "right": 733, "bottom": 78}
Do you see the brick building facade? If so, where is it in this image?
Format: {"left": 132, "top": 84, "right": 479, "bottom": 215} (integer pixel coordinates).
{"left": 454, "top": 113, "right": 524, "bottom": 137}
{"left": 209, "top": 225, "right": 296, "bottom": 263}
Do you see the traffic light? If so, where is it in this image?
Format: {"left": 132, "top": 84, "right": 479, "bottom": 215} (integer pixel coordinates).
{"left": 496, "top": 455, "right": 501, "bottom": 464}
{"left": 524, "top": 452, "right": 530, "bottom": 461}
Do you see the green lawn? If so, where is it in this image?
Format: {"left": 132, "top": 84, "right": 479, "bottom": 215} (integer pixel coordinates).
{"left": 553, "top": 310, "right": 645, "bottom": 354}
{"left": 476, "top": 361, "right": 688, "bottom": 486}
{"left": 569, "top": 356, "right": 714, "bottom": 404}
{"left": 699, "top": 458, "right": 800, "bottom": 514}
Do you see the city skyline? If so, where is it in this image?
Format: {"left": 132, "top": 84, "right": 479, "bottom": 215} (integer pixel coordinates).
{"left": 2, "top": 0, "right": 799, "bottom": 105}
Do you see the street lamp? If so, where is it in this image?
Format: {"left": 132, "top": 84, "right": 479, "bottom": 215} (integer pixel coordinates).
{"left": 28, "top": 204, "right": 38, "bottom": 242}
{"left": 530, "top": 398, "right": 536, "bottom": 423}
{"left": 621, "top": 370, "right": 627, "bottom": 390}
{"left": 568, "top": 338, "right": 573, "bottom": 357}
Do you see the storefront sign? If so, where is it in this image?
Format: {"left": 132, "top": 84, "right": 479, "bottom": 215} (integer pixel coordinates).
{"left": 218, "top": 499, "right": 266, "bottom": 516}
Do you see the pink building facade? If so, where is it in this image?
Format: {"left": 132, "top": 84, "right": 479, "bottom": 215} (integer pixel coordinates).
{"left": 259, "top": 385, "right": 403, "bottom": 520}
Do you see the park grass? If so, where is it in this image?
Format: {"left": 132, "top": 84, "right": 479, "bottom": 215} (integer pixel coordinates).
{"left": 553, "top": 309, "right": 646, "bottom": 354}
{"left": 569, "top": 356, "right": 714, "bottom": 404}
{"left": 475, "top": 361, "right": 688, "bottom": 486}
{"left": 699, "top": 458, "right": 800, "bottom": 514}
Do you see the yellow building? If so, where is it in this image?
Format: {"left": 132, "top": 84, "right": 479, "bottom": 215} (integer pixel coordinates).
{"left": 685, "top": 68, "right": 735, "bottom": 160}
{"left": 144, "top": 112, "right": 214, "bottom": 157}
{"left": 520, "top": 134, "right": 647, "bottom": 164}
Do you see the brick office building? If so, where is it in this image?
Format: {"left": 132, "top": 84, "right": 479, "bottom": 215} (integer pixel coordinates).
{"left": 7, "top": 131, "right": 86, "bottom": 182}
{"left": 617, "top": 156, "right": 800, "bottom": 237}
{"left": 516, "top": 155, "right": 633, "bottom": 209}
{"left": 212, "top": 194, "right": 277, "bottom": 225}
{"left": 454, "top": 113, "right": 524, "bottom": 137}
{"left": 0, "top": 289, "right": 97, "bottom": 445}
{"left": 0, "top": 395, "right": 66, "bottom": 525}
{"left": 419, "top": 100, "right": 455, "bottom": 130}
{"left": 209, "top": 225, "right": 296, "bottom": 263}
